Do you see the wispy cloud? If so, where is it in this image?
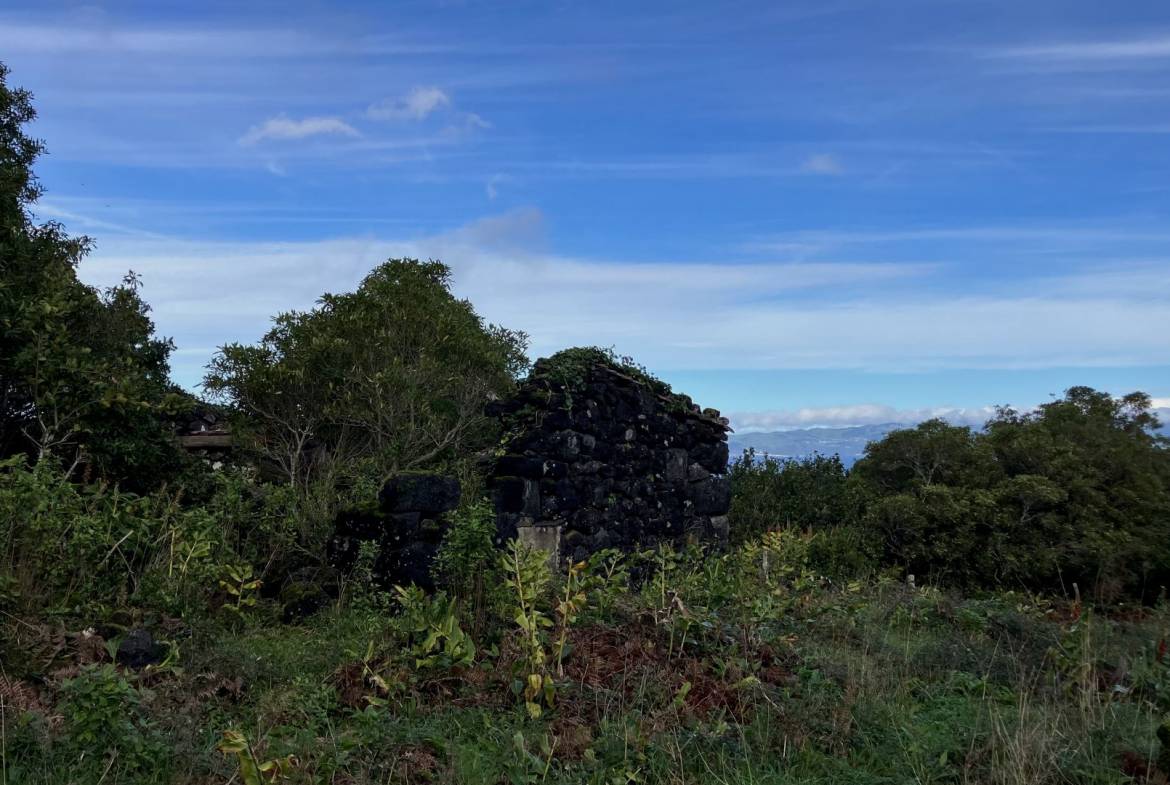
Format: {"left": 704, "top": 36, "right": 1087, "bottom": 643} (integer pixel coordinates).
{"left": 0, "top": 20, "right": 449, "bottom": 58}
{"left": 367, "top": 86, "right": 452, "bottom": 121}
{"left": 485, "top": 173, "right": 512, "bottom": 200}
{"left": 987, "top": 35, "right": 1170, "bottom": 63}
{"left": 800, "top": 153, "right": 844, "bottom": 175}
{"left": 1038, "top": 124, "right": 1170, "bottom": 134}
{"left": 744, "top": 224, "right": 1170, "bottom": 258}
{"left": 239, "top": 114, "right": 361, "bottom": 145}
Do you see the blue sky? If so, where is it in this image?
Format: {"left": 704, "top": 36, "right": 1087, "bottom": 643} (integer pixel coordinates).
{"left": 5, "top": 0, "right": 1170, "bottom": 429}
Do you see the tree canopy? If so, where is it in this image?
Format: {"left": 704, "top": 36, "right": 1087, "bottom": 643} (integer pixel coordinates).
{"left": 0, "top": 64, "right": 184, "bottom": 490}
{"left": 848, "top": 387, "right": 1170, "bottom": 598}
{"left": 204, "top": 258, "right": 529, "bottom": 487}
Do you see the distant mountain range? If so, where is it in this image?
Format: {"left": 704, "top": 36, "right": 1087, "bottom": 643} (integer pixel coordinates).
{"left": 729, "top": 423, "right": 906, "bottom": 468}
{"left": 730, "top": 410, "right": 1170, "bottom": 469}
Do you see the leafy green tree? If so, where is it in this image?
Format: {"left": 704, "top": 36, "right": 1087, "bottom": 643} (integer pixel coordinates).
{"left": 983, "top": 388, "right": 1170, "bottom": 598}
{"left": 205, "top": 258, "right": 528, "bottom": 488}
{"left": 729, "top": 450, "right": 854, "bottom": 542}
{"left": 849, "top": 390, "right": 1170, "bottom": 598}
{"left": 0, "top": 63, "right": 183, "bottom": 489}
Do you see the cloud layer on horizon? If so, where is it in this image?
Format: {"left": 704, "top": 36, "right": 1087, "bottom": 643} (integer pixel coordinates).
{"left": 65, "top": 208, "right": 1170, "bottom": 402}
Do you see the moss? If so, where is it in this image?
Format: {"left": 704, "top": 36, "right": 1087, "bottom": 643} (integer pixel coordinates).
{"left": 527, "top": 347, "right": 691, "bottom": 411}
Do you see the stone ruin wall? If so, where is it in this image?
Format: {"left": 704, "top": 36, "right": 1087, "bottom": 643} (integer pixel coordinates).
{"left": 328, "top": 474, "right": 461, "bottom": 590}
{"left": 487, "top": 358, "right": 731, "bottom": 565}
{"left": 328, "top": 355, "right": 731, "bottom": 588}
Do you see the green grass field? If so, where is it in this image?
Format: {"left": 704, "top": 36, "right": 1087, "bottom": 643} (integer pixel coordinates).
{"left": 4, "top": 535, "right": 1168, "bottom": 785}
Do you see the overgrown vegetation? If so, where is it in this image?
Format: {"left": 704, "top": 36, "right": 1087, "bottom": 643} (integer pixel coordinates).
{"left": 4, "top": 62, "right": 1170, "bottom": 784}
{"left": 7, "top": 518, "right": 1170, "bottom": 784}
{"left": 732, "top": 389, "right": 1170, "bottom": 600}
{"left": 524, "top": 346, "right": 713, "bottom": 417}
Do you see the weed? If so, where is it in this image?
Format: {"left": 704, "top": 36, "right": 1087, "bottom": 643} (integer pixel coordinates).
{"left": 219, "top": 563, "right": 262, "bottom": 624}
{"left": 501, "top": 538, "right": 555, "bottom": 718}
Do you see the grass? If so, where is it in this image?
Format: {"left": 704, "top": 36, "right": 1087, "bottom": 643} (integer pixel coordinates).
{"left": 2, "top": 542, "right": 1168, "bottom": 784}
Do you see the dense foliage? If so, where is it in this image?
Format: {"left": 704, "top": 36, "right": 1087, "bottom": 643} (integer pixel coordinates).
{"left": 854, "top": 388, "right": 1170, "bottom": 598}
{"left": 729, "top": 387, "right": 1170, "bottom": 600}
{"left": 525, "top": 346, "right": 717, "bottom": 417}
{"left": 0, "top": 64, "right": 187, "bottom": 492}
{"left": 204, "top": 258, "right": 529, "bottom": 491}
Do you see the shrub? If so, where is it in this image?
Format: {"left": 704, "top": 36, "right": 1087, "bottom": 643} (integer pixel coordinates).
{"left": 434, "top": 501, "right": 500, "bottom": 633}
{"left": 59, "top": 664, "right": 169, "bottom": 781}
{"left": 852, "top": 389, "right": 1170, "bottom": 598}
{"left": 0, "top": 457, "right": 225, "bottom": 615}
{"left": 729, "top": 450, "right": 854, "bottom": 543}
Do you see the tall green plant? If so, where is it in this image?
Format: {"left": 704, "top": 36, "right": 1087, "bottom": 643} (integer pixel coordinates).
{"left": 434, "top": 501, "right": 498, "bottom": 633}
{"left": 501, "top": 539, "right": 554, "bottom": 718}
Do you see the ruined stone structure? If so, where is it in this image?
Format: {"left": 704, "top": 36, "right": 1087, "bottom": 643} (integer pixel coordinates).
{"left": 328, "top": 349, "right": 732, "bottom": 588}
{"left": 328, "top": 473, "right": 461, "bottom": 590}
{"left": 486, "top": 350, "right": 732, "bottom": 564}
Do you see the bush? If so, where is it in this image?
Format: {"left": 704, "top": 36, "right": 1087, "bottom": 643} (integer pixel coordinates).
{"left": 59, "top": 664, "right": 169, "bottom": 781}
{"left": 806, "top": 525, "right": 881, "bottom": 580}
{"left": 0, "top": 457, "right": 225, "bottom": 615}
{"left": 728, "top": 449, "right": 854, "bottom": 543}
{"left": 851, "top": 389, "right": 1170, "bottom": 598}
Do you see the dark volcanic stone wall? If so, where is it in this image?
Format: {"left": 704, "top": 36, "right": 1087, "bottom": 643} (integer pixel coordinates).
{"left": 328, "top": 474, "right": 461, "bottom": 590}
{"left": 487, "top": 353, "right": 731, "bottom": 563}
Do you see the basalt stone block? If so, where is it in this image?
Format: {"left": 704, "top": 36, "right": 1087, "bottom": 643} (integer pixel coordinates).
{"left": 543, "top": 460, "right": 569, "bottom": 479}
{"left": 495, "top": 454, "right": 546, "bottom": 478}
{"left": 327, "top": 534, "right": 360, "bottom": 571}
{"left": 391, "top": 511, "right": 422, "bottom": 534}
{"left": 540, "top": 409, "right": 571, "bottom": 430}
{"left": 709, "top": 515, "right": 730, "bottom": 541}
{"left": 334, "top": 505, "right": 388, "bottom": 539}
{"left": 687, "top": 461, "right": 711, "bottom": 482}
{"left": 691, "top": 441, "right": 730, "bottom": 474}
{"left": 493, "top": 476, "right": 541, "bottom": 517}
{"left": 576, "top": 459, "right": 605, "bottom": 475}
{"left": 116, "top": 628, "right": 165, "bottom": 670}
{"left": 495, "top": 512, "right": 523, "bottom": 545}
{"left": 376, "top": 541, "right": 440, "bottom": 590}
{"left": 417, "top": 516, "right": 449, "bottom": 544}
{"left": 690, "top": 476, "right": 732, "bottom": 515}
{"left": 663, "top": 449, "right": 689, "bottom": 481}
{"left": 547, "top": 430, "right": 582, "bottom": 460}
{"left": 379, "top": 473, "right": 461, "bottom": 515}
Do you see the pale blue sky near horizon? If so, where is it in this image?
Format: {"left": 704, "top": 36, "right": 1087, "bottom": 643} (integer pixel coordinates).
{"left": 4, "top": 0, "right": 1170, "bottom": 428}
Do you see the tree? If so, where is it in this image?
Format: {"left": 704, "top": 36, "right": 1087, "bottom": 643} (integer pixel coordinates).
{"left": 984, "top": 388, "right": 1170, "bottom": 598}
{"left": 728, "top": 450, "right": 853, "bottom": 542}
{"left": 205, "top": 258, "right": 528, "bottom": 488}
{"left": 0, "top": 63, "right": 183, "bottom": 489}
{"left": 848, "top": 389, "right": 1170, "bottom": 598}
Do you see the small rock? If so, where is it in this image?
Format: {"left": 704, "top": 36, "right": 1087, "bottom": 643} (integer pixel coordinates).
{"left": 116, "top": 628, "right": 164, "bottom": 670}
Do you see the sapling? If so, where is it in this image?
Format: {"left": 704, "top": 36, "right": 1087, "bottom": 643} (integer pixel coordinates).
{"left": 554, "top": 558, "right": 588, "bottom": 677}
